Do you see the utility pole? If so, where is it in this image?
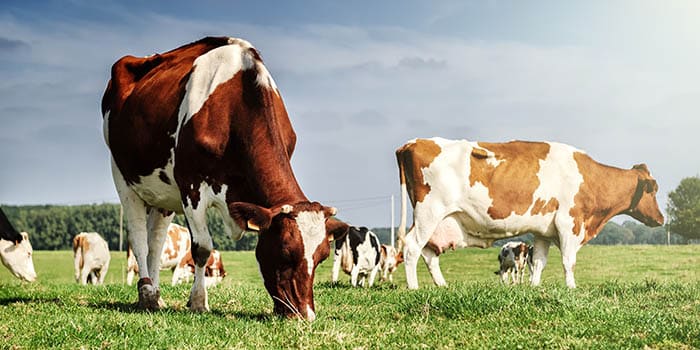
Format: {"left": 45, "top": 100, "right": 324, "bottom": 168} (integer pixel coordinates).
{"left": 666, "top": 200, "right": 670, "bottom": 246}
{"left": 390, "top": 195, "right": 395, "bottom": 247}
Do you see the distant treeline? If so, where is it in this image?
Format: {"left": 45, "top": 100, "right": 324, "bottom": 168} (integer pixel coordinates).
{"left": 0, "top": 204, "right": 254, "bottom": 251}
{"left": 0, "top": 204, "right": 693, "bottom": 251}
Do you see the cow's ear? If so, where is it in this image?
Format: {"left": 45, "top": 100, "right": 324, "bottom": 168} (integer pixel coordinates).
{"left": 326, "top": 218, "right": 348, "bottom": 241}
{"left": 228, "top": 202, "right": 273, "bottom": 232}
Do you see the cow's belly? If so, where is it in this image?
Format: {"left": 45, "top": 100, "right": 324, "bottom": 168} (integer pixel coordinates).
{"left": 130, "top": 164, "right": 183, "bottom": 212}
{"left": 427, "top": 211, "right": 557, "bottom": 254}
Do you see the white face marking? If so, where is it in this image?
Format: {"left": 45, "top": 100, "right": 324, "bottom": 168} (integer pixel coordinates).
{"left": 0, "top": 235, "right": 36, "bottom": 282}
{"left": 296, "top": 211, "right": 326, "bottom": 276}
{"left": 306, "top": 305, "right": 316, "bottom": 322}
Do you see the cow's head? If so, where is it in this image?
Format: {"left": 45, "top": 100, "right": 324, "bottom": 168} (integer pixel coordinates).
{"left": 229, "top": 201, "right": 348, "bottom": 321}
{"left": 627, "top": 164, "right": 664, "bottom": 227}
{"left": 0, "top": 232, "right": 37, "bottom": 282}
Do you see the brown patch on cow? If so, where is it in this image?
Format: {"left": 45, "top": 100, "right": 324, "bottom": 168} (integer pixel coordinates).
{"left": 530, "top": 197, "right": 559, "bottom": 215}
{"left": 469, "top": 141, "right": 550, "bottom": 220}
{"left": 395, "top": 139, "right": 442, "bottom": 205}
{"left": 569, "top": 152, "right": 641, "bottom": 243}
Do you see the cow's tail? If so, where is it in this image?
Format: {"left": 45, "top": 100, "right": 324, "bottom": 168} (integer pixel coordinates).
{"left": 73, "top": 234, "right": 84, "bottom": 271}
{"left": 396, "top": 148, "right": 409, "bottom": 255}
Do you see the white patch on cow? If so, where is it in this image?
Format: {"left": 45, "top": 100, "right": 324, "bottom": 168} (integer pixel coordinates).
{"left": 0, "top": 232, "right": 36, "bottom": 282}
{"left": 175, "top": 38, "right": 278, "bottom": 144}
{"left": 296, "top": 211, "right": 326, "bottom": 276}
{"left": 530, "top": 142, "right": 585, "bottom": 238}
{"left": 354, "top": 231, "right": 380, "bottom": 275}
{"left": 129, "top": 159, "right": 181, "bottom": 212}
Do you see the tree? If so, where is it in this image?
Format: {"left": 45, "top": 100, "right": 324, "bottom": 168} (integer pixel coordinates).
{"left": 668, "top": 176, "right": 700, "bottom": 239}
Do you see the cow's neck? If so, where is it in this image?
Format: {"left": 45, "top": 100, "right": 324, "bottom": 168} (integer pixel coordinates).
{"left": 240, "top": 119, "right": 308, "bottom": 207}
{"left": 579, "top": 165, "right": 639, "bottom": 242}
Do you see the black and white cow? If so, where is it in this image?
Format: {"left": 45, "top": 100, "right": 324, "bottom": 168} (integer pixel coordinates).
{"left": 331, "top": 226, "right": 381, "bottom": 287}
{"left": 494, "top": 241, "right": 530, "bottom": 284}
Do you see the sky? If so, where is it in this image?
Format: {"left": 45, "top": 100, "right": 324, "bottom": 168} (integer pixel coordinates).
{"left": 1, "top": 1, "right": 699, "bottom": 228}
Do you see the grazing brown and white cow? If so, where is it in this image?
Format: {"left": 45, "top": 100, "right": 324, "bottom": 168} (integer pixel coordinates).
{"left": 73, "top": 232, "right": 111, "bottom": 285}
{"left": 102, "top": 36, "right": 348, "bottom": 319}
{"left": 0, "top": 231, "right": 37, "bottom": 282}
{"left": 495, "top": 241, "right": 530, "bottom": 284}
{"left": 396, "top": 137, "right": 664, "bottom": 289}
{"left": 172, "top": 249, "right": 227, "bottom": 287}
{"left": 379, "top": 244, "right": 403, "bottom": 283}
{"left": 126, "top": 223, "right": 191, "bottom": 286}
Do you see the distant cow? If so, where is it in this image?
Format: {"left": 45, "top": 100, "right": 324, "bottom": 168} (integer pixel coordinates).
{"left": 332, "top": 226, "right": 381, "bottom": 287}
{"left": 0, "top": 231, "right": 37, "bottom": 282}
{"left": 73, "top": 232, "right": 111, "bottom": 285}
{"left": 396, "top": 137, "right": 664, "bottom": 289}
{"left": 495, "top": 241, "right": 530, "bottom": 284}
{"left": 379, "top": 244, "right": 403, "bottom": 283}
{"left": 126, "top": 223, "right": 191, "bottom": 286}
{"left": 103, "top": 36, "right": 347, "bottom": 319}
{"left": 173, "top": 249, "right": 227, "bottom": 287}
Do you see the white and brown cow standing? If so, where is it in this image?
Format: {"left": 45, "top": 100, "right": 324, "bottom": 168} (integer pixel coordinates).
{"left": 379, "top": 244, "right": 403, "bottom": 283}
{"left": 0, "top": 208, "right": 37, "bottom": 282}
{"left": 73, "top": 232, "right": 111, "bottom": 285}
{"left": 396, "top": 137, "right": 664, "bottom": 289}
{"left": 102, "top": 37, "right": 348, "bottom": 320}
{"left": 172, "top": 249, "right": 227, "bottom": 287}
{"left": 126, "top": 223, "right": 191, "bottom": 286}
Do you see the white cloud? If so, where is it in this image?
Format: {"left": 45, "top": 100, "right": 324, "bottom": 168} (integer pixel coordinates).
{"left": 0, "top": 9, "right": 697, "bottom": 228}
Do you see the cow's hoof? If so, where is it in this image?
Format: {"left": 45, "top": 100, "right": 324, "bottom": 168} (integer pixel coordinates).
{"left": 188, "top": 289, "right": 209, "bottom": 312}
{"left": 137, "top": 278, "right": 161, "bottom": 311}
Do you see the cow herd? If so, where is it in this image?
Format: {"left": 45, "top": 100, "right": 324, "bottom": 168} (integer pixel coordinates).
{"left": 1, "top": 36, "right": 665, "bottom": 322}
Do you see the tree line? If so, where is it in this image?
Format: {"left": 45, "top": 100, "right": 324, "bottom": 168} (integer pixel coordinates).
{"left": 2, "top": 175, "right": 699, "bottom": 250}
{"left": 0, "top": 204, "right": 255, "bottom": 251}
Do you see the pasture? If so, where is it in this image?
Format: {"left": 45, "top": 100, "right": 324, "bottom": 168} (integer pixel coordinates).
{"left": 1, "top": 245, "right": 698, "bottom": 349}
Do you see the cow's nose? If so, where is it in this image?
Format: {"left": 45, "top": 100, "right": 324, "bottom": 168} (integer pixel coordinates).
{"left": 305, "top": 305, "right": 316, "bottom": 322}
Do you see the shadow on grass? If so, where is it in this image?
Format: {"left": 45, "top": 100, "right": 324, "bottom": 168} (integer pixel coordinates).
{"left": 0, "top": 296, "right": 64, "bottom": 306}
{"left": 316, "top": 281, "right": 399, "bottom": 290}
{"left": 90, "top": 300, "right": 273, "bottom": 321}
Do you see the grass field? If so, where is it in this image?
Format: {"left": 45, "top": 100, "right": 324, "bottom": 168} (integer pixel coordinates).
{"left": 1, "top": 245, "right": 699, "bottom": 349}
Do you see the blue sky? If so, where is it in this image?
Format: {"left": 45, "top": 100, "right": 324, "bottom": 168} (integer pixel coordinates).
{"left": 1, "top": 1, "right": 699, "bottom": 228}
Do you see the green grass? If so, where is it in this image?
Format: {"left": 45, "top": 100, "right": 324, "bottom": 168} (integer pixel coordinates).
{"left": 1, "top": 246, "right": 699, "bottom": 349}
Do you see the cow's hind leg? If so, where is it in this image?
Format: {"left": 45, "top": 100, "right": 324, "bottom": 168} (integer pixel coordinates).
{"left": 529, "top": 238, "right": 551, "bottom": 286}
{"left": 421, "top": 247, "right": 447, "bottom": 287}
{"left": 111, "top": 160, "right": 156, "bottom": 309}
{"left": 146, "top": 208, "right": 174, "bottom": 307}
{"left": 350, "top": 265, "right": 360, "bottom": 287}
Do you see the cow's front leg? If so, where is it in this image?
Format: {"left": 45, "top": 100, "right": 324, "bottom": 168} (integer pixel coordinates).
{"left": 367, "top": 265, "right": 380, "bottom": 287}
{"left": 421, "top": 247, "right": 447, "bottom": 287}
{"left": 145, "top": 208, "right": 174, "bottom": 307}
{"left": 529, "top": 238, "right": 551, "bottom": 286}
{"left": 184, "top": 202, "right": 212, "bottom": 312}
{"left": 559, "top": 239, "right": 581, "bottom": 289}
{"left": 350, "top": 265, "right": 360, "bottom": 287}
{"left": 331, "top": 248, "right": 342, "bottom": 283}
